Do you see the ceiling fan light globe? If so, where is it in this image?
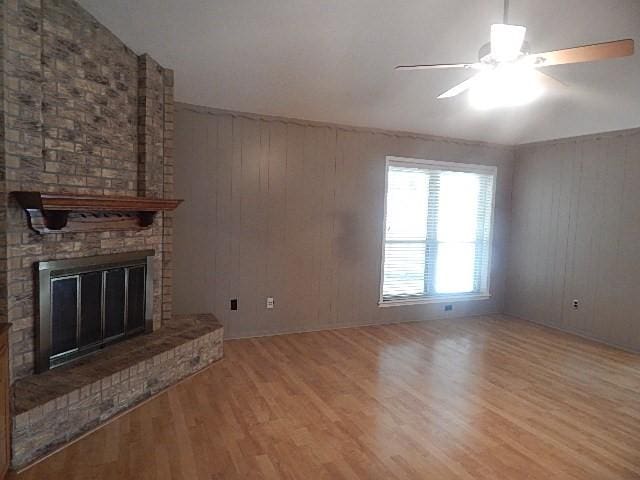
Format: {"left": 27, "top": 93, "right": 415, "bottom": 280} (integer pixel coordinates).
{"left": 490, "top": 24, "right": 527, "bottom": 62}
{"left": 469, "top": 65, "right": 543, "bottom": 110}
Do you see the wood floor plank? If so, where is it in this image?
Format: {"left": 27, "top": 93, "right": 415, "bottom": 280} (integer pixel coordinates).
{"left": 13, "top": 314, "right": 640, "bottom": 479}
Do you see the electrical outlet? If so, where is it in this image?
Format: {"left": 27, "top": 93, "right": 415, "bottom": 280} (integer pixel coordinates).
{"left": 230, "top": 298, "right": 238, "bottom": 311}
{"left": 266, "top": 297, "right": 274, "bottom": 309}
{"left": 444, "top": 304, "right": 453, "bottom": 312}
{"left": 572, "top": 299, "right": 579, "bottom": 310}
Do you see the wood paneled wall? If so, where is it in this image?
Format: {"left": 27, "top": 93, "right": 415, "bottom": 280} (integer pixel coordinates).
{"left": 174, "top": 104, "right": 514, "bottom": 338}
{"left": 507, "top": 128, "right": 640, "bottom": 351}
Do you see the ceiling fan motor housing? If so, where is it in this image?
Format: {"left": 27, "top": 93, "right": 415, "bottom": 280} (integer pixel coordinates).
{"left": 479, "top": 41, "right": 530, "bottom": 62}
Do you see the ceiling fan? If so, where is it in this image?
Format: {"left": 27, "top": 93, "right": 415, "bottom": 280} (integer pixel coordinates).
{"left": 395, "top": 0, "right": 635, "bottom": 107}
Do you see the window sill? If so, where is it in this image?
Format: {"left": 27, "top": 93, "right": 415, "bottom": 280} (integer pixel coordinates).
{"left": 378, "top": 294, "right": 491, "bottom": 308}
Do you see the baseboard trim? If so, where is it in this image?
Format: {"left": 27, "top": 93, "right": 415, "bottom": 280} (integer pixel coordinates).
{"left": 504, "top": 312, "right": 640, "bottom": 355}
{"left": 223, "top": 310, "right": 502, "bottom": 341}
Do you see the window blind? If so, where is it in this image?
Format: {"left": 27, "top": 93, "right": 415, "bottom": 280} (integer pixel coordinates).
{"left": 381, "top": 158, "right": 496, "bottom": 303}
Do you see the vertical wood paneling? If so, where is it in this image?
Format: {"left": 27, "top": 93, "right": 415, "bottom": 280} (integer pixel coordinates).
{"left": 561, "top": 140, "right": 580, "bottom": 332}
{"left": 507, "top": 129, "right": 640, "bottom": 352}
{"left": 315, "top": 127, "right": 338, "bottom": 328}
{"left": 238, "top": 117, "right": 263, "bottom": 335}
{"left": 264, "top": 121, "right": 288, "bottom": 334}
{"left": 591, "top": 138, "right": 626, "bottom": 344}
{"left": 214, "top": 115, "right": 234, "bottom": 331}
{"left": 622, "top": 134, "right": 640, "bottom": 348}
{"left": 174, "top": 105, "right": 514, "bottom": 339}
{"left": 283, "top": 123, "right": 309, "bottom": 332}
{"left": 550, "top": 142, "right": 573, "bottom": 328}
{"left": 333, "top": 130, "right": 359, "bottom": 328}
{"left": 174, "top": 110, "right": 211, "bottom": 315}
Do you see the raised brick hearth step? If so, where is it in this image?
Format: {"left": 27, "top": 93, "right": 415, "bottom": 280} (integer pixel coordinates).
{"left": 11, "top": 314, "right": 223, "bottom": 469}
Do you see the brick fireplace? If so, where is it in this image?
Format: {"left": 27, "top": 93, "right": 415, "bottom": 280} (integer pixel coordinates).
{"left": 0, "top": 0, "right": 223, "bottom": 470}
{"left": 1, "top": 0, "right": 175, "bottom": 381}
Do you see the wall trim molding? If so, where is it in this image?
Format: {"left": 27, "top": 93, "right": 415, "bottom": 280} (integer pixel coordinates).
{"left": 176, "top": 102, "right": 516, "bottom": 152}
{"left": 517, "top": 126, "right": 640, "bottom": 149}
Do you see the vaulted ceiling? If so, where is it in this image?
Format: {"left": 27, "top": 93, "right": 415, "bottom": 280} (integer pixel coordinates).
{"left": 78, "top": 0, "right": 640, "bottom": 145}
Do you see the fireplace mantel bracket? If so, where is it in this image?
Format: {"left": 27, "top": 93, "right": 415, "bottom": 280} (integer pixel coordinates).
{"left": 12, "top": 191, "right": 182, "bottom": 234}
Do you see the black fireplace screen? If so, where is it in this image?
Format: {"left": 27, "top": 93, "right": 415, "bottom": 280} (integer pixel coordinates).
{"left": 37, "top": 251, "right": 154, "bottom": 372}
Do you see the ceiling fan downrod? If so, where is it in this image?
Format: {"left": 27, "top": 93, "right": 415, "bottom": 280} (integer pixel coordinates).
{"left": 503, "top": 0, "right": 510, "bottom": 24}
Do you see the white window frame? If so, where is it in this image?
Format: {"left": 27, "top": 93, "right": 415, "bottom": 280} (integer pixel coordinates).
{"left": 379, "top": 156, "right": 497, "bottom": 307}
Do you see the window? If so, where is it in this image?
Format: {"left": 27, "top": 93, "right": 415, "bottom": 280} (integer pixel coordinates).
{"left": 380, "top": 157, "right": 496, "bottom": 305}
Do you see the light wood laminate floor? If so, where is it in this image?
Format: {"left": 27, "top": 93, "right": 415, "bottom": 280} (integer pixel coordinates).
{"left": 14, "top": 315, "right": 640, "bottom": 479}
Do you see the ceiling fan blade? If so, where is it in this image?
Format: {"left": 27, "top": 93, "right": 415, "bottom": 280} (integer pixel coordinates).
{"left": 395, "top": 63, "right": 477, "bottom": 71}
{"left": 526, "top": 39, "right": 634, "bottom": 67}
{"left": 437, "top": 74, "right": 482, "bottom": 99}
{"left": 532, "top": 70, "right": 566, "bottom": 88}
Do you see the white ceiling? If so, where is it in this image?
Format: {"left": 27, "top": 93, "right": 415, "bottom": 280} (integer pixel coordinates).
{"left": 78, "top": 0, "right": 640, "bottom": 145}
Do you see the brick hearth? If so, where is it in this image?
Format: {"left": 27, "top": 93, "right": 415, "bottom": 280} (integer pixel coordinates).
{"left": 11, "top": 314, "right": 223, "bottom": 469}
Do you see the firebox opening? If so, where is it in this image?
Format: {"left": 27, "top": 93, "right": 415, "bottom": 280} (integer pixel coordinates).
{"left": 37, "top": 251, "right": 154, "bottom": 372}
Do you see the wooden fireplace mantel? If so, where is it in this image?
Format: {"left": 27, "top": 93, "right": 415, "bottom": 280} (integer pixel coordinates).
{"left": 12, "top": 191, "right": 183, "bottom": 234}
